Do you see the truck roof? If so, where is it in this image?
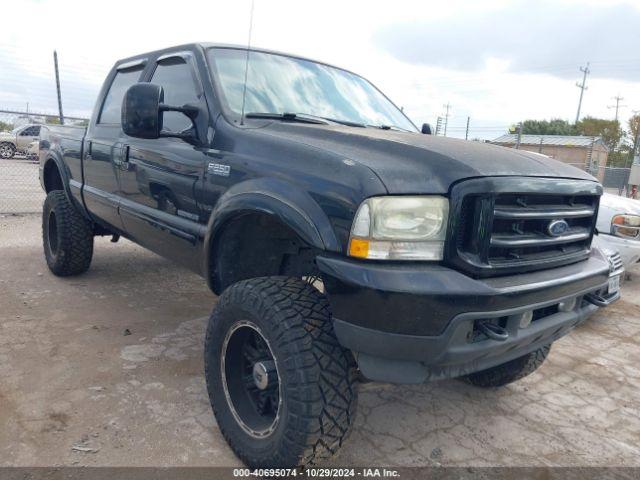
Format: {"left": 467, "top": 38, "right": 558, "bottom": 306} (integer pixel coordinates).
{"left": 115, "top": 42, "right": 350, "bottom": 76}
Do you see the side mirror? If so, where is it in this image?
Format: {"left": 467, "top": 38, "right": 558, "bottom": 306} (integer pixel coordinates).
{"left": 122, "top": 83, "right": 201, "bottom": 142}
{"left": 421, "top": 123, "right": 433, "bottom": 135}
{"left": 122, "top": 83, "right": 164, "bottom": 139}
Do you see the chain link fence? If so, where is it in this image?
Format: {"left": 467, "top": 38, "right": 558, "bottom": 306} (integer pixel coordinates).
{"left": 568, "top": 163, "right": 632, "bottom": 196}
{"left": 0, "top": 111, "right": 87, "bottom": 214}
{"left": 0, "top": 118, "right": 635, "bottom": 214}
{"left": 0, "top": 155, "right": 44, "bottom": 214}
{"left": 1, "top": 111, "right": 44, "bottom": 214}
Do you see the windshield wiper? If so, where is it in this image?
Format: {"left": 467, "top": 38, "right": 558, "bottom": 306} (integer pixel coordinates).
{"left": 246, "top": 112, "right": 367, "bottom": 128}
{"left": 245, "top": 112, "right": 330, "bottom": 125}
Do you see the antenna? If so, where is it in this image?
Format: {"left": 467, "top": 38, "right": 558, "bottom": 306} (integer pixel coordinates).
{"left": 239, "top": 0, "right": 255, "bottom": 126}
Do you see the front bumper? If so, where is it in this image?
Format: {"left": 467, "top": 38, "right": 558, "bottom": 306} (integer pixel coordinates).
{"left": 317, "top": 249, "right": 615, "bottom": 383}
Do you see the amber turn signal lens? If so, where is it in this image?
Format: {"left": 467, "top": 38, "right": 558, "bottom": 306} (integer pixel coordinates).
{"left": 349, "top": 238, "right": 369, "bottom": 258}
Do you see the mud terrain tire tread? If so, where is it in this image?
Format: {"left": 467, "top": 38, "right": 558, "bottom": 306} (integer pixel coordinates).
{"left": 464, "top": 344, "right": 551, "bottom": 387}
{"left": 204, "top": 276, "right": 358, "bottom": 468}
{"left": 42, "top": 190, "right": 93, "bottom": 276}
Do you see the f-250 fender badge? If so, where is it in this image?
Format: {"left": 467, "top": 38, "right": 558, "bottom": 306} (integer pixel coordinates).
{"left": 208, "top": 162, "right": 231, "bottom": 177}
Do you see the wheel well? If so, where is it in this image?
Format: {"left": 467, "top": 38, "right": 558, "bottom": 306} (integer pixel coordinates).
{"left": 43, "top": 160, "right": 64, "bottom": 193}
{"left": 210, "top": 213, "right": 320, "bottom": 294}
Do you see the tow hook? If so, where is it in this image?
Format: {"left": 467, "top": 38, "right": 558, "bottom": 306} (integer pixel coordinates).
{"left": 478, "top": 321, "right": 509, "bottom": 342}
{"left": 585, "top": 291, "right": 620, "bottom": 307}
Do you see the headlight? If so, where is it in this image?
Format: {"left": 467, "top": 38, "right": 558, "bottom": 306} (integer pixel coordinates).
{"left": 348, "top": 196, "right": 449, "bottom": 260}
{"left": 612, "top": 214, "right": 640, "bottom": 239}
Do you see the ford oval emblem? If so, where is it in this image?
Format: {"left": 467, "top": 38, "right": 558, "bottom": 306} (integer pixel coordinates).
{"left": 547, "top": 219, "right": 569, "bottom": 237}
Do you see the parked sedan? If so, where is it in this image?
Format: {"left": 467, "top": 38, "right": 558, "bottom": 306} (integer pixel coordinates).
{"left": 595, "top": 193, "right": 640, "bottom": 270}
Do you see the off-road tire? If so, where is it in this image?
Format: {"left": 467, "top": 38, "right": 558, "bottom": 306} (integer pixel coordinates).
{"left": 204, "top": 277, "right": 358, "bottom": 468}
{"left": 464, "top": 344, "right": 551, "bottom": 387}
{"left": 42, "top": 190, "right": 94, "bottom": 276}
{"left": 0, "top": 142, "right": 16, "bottom": 159}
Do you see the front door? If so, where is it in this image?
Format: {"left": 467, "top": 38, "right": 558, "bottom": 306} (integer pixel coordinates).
{"left": 16, "top": 125, "right": 40, "bottom": 150}
{"left": 118, "top": 53, "right": 207, "bottom": 272}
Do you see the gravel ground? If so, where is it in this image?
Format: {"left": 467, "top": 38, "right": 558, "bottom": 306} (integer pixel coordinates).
{"left": 1, "top": 214, "right": 640, "bottom": 468}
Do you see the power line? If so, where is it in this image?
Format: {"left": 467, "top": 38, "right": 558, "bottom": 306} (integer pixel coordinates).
{"left": 575, "top": 62, "right": 590, "bottom": 124}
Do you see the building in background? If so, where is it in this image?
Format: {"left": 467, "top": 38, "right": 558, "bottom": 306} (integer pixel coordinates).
{"left": 490, "top": 134, "right": 609, "bottom": 180}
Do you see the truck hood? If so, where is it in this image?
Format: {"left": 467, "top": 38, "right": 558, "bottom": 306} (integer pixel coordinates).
{"left": 0, "top": 131, "right": 14, "bottom": 140}
{"left": 259, "top": 123, "right": 597, "bottom": 193}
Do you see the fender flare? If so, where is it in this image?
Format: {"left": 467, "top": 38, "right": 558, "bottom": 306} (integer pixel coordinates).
{"left": 42, "top": 155, "right": 80, "bottom": 211}
{"left": 202, "top": 178, "right": 341, "bottom": 285}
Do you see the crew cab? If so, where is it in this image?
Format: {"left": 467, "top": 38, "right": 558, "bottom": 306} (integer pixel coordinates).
{"left": 39, "top": 43, "right": 620, "bottom": 468}
{"left": 0, "top": 124, "right": 42, "bottom": 159}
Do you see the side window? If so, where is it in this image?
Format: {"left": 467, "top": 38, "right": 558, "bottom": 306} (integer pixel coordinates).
{"left": 151, "top": 57, "right": 200, "bottom": 133}
{"left": 98, "top": 66, "right": 144, "bottom": 124}
{"left": 20, "top": 126, "right": 38, "bottom": 136}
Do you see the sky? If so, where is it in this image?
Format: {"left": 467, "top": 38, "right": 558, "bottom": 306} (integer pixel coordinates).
{"left": 1, "top": 0, "right": 639, "bottom": 140}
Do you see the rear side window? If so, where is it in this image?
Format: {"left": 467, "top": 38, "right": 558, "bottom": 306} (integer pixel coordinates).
{"left": 98, "top": 66, "right": 144, "bottom": 124}
{"left": 20, "top": 126, "right": 40, "bottom": 136}
{"left": 150, "top": 57, "right": 200, "bottom": 133}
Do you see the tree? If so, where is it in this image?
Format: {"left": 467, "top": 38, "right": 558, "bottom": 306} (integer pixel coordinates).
{"left": 0, "top": 120, "right": 13, "bottom": 132}
{"left": 629, "top": 114, "right": 640, "bottom": 148}
{"left": 576, "top": 116, "right": 623, "bottom": 152}
{"left": 521, "top": 119, "right": 577, "bottom": 135}
{"left": 45, "top": 115, "right": 61, "bottom": 125}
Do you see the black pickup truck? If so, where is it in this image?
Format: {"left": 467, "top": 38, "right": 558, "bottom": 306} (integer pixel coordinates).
{"left": 39, "top": 43, "right": 621, "bottom": 468}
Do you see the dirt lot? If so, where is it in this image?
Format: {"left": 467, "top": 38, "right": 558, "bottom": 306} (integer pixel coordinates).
{"left": 1, "top": 213, "right": 640, "bottom": 468}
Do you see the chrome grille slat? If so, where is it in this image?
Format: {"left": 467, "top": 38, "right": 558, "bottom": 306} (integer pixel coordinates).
{"left": 609, "top": 252, "right": 623, "bottom": 271}
{"left": 490, "top": 228, "right": 591, "bottom": 248}
{"left": 450, "top": 180, "right": 600, "bottom": 277}
{"left": 493, "top": 205, "right": 595, "bottom": 220}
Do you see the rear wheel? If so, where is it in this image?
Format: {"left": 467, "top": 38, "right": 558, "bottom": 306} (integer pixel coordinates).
{"left": 0, "top": 143, "right": 15, "bottom": 159}
{"left": 42, "top": 190, "right": 94, "bottom": 276}
{"left": 205, "top": 277, "right": 358, "bottom": 468}
{"left": 463, "top": 344, "right": 551, "bottom": 387}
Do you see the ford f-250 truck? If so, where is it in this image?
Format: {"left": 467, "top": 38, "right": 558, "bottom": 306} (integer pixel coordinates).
{"left": 39, "top": 43, "right": 622, "bottom": 468}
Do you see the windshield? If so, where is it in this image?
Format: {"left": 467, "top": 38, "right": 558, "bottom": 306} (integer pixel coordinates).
{"left": 207, "top": 48, "right": 417, "bottom": 132}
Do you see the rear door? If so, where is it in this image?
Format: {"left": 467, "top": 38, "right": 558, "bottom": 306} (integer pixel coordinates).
{"left": 118, "top": 52, "right": 207, "bottom": 271}
{"left": 82, "top": 63, "right": 145, "bottom": 230}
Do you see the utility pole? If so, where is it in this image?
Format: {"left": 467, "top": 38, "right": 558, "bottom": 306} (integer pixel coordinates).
{"left": 607, "top": 95, "right": 626, "bottom": 122}
{"left": 53, "top": 50, "right": 65, "bottom": 125}
{"left": 435, "top": 116, "right": 443, "bottom": 136}
{"left": 464, "top": 116, "right": 470, "bottom": 140}
{"left": 514, "top": 122, "right": 523, "bottom": 149}
{"left": 442, "top": 102, "right": 451, "bottom": 137}
{"left": 633, "top": 110, "right": 640, "bottom": 165}
{"left": 575, "top": 62, "right": 590, "bottom": 124}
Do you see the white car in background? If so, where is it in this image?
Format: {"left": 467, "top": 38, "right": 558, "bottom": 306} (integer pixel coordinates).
{"left": 594, "top": 193, "right": 640, "bottom": 270}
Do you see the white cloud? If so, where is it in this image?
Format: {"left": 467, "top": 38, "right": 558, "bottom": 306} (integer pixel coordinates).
{"left": 2, "top": 0, "right": 639, "bottom": 139}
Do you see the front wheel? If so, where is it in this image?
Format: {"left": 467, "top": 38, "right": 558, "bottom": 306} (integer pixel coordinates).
{"left": 0, "top": 142, "right": 16, "bottom": 159}
{"left": 204, "top": 277, "right": 358, "bottom": 468}
{"left": 463, "top": 344, "right": 551, "bottom": 387}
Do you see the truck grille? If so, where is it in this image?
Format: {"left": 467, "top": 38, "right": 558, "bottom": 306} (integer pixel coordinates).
{"left": 447, "top": 178, "right": 601, "bottom": 277}
{"left": 608, "top": 251, "right": 623, "bottom": 271}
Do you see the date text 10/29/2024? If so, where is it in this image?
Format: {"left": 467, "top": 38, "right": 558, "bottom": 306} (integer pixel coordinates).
{"left": 232, "top": 468, "right": 401, "bottom": 477}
